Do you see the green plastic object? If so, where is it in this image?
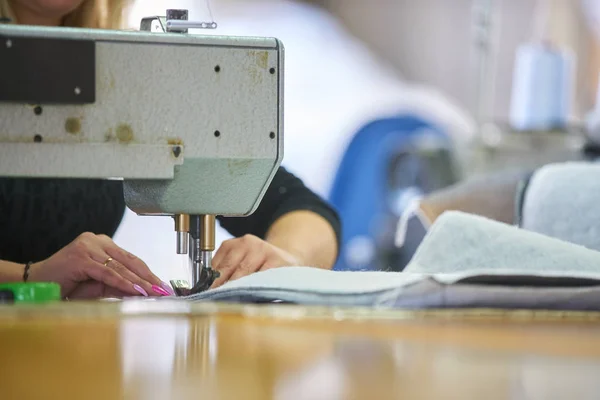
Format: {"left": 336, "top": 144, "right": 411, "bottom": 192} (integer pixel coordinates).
{"left": 0, "top": 282, "right": 61, "bottom": 304}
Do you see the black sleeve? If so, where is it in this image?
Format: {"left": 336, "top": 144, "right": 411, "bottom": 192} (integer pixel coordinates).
{"left": 216, "top": 166, "right": 341, "bottom": 249}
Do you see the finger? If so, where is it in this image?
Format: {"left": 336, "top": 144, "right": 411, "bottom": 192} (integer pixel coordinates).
{"left": 105, "top": 258, "right": 157, "bottom": 297}
{"left": 86, "top": 245, "right": 158, "bottom": 296}
{"left": 83, "top": 245, "right": 155, "bottom": 294}
{"left": 212, "top": 238, "right": 243, "bottom": 274}
{"left": 228, "top": 251, "right": 267, "bottom": 282}
{"left": 211, "top": 238, "right": 235, "bottom": 269}
{"left": 97, "top": 235, "right": 162, "bottom": 286}
{"left": 83, "top": 260, "right": 139, "bottom": 296}
{"left": 212, "top": 246, "right": 248, "bottom": 288}
{"left": 212, "top": 251, "right": 247, "bottom": 287}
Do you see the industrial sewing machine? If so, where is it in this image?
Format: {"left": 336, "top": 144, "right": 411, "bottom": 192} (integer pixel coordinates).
{"left": 0, "top": 9, "right": 284, "bottom": 295}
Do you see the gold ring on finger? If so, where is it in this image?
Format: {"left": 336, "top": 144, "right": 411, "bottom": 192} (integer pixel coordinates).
{"left": 103, "top": 256, "right": 114, "bottom": 267}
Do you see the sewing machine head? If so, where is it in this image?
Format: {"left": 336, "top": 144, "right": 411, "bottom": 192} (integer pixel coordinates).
{"left": 0, "top": 9, "right": 284, "bottom": 292}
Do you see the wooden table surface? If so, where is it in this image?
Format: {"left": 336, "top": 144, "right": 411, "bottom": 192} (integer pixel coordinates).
{"left": 1, "top": 301, "right": 600, "bottom": 400}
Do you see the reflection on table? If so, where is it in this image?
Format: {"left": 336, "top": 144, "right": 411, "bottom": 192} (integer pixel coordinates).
{"left": 1, "top": 302, "right": 600, "bottom": 399}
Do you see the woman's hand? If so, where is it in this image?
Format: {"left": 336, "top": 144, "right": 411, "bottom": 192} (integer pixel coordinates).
{"left": 210, "top": 234, "right": 303, "bottom": 288}
{"left": 27, "top": 232, "right": 170, "bottom": 299}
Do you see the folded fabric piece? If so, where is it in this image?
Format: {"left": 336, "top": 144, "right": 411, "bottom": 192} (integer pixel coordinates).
{"left": 183, "top": 267, "right": 427, "bottom": 306}
{"left": 376, "top": 277, "right": 600, "bottom": 310}
{"left": 405, "top": 210, "right": 600, "bottom": 275}
{"left": 179, "top": 211, "right": 600, "bottom": 310}
{"left": 180, "top": 266, "right": 600, "bottom": 311}
{"left": 517, "top": 162, "right": 600, "bottom": 251}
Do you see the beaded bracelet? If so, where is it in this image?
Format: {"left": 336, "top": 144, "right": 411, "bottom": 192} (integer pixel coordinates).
{"left": 23, "top": 261, "right": 33, "bottom": 282}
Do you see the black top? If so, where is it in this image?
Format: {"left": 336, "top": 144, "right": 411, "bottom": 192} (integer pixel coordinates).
{"left": 0, "top": 167, "right": 341, "bottom": 264}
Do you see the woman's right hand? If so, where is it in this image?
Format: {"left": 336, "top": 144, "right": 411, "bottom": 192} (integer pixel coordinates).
{"left": 27, "top": 232, "right": 170, "bottom": 299}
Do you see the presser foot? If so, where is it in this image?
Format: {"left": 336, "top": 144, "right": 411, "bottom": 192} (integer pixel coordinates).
{"left": 170, "top": 268, "right": 220, "bottom": 297}
{"left": 190, "top": 268, "right": 220, "bottom": 294}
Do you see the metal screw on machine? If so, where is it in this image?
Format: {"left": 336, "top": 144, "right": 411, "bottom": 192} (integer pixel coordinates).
{"left": 140, "top": 8, "right": 217, "bottom": 33}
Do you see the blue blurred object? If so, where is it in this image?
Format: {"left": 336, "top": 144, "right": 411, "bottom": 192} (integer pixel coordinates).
{"left": 328, "top": 115, "right": 458, "bottom": 271}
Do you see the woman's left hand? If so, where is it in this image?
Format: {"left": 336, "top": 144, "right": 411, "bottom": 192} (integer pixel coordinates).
{"left": 210, "top": 234, "right": 303, "bottom": 288}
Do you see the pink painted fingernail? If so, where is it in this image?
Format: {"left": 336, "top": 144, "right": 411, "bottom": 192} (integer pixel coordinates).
{"left": 152, "top": 285, "right": 170, "bottom": 296}
{"left": 133, "top": 284, "right": 148, "bottom": 297}
{"left": 160, "top": 281, "right": 175, "bottom": 296}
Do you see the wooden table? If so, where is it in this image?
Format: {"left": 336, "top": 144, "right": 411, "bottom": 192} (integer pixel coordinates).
{"left": 1, "top": 301, "right": 600, "bottom": 400}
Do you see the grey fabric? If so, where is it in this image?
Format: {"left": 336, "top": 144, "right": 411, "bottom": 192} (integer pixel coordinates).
{"left": 405, "top": 211, "right": 600, "bottom": 275}
{"left": 183, "top": 267, "right": 427, "bottom": 305}
{"left": 377, "top": 279, "right": 600, "bottom": 311}
{"left": 178, "top": 211, "right": 600, "bottom": 310}
{"left": 180, "top": 269, "right": 600, "bottom": 311}
{"left": 520, "top": 162, "right": 600, "bottom": 251}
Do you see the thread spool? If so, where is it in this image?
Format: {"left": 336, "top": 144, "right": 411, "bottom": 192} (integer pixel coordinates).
{"left": 585, "top": 72, "right": 600, "bottom": 143}
{"left": 509, "top": 42, "right": 574, "bottom": 131}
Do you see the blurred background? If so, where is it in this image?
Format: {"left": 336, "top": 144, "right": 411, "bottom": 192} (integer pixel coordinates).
{"left": 113, "top": 0, "right": 600, "bottom": 279}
